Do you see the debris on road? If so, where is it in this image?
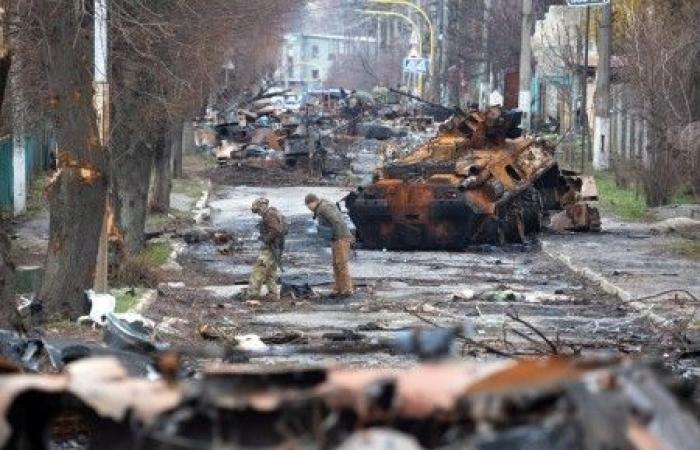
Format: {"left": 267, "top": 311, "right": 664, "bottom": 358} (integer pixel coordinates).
{"left": 103, "top": 312, "right": 169, "bottom": 354}
{"left": 78, "top": 289, "right": 116, "bottom": 326}
{"left": 0, "top": 355, "right": 697, "bottom": 449}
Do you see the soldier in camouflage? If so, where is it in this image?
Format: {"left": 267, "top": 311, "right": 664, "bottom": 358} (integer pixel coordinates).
{"left": 247, "top": 198, "right": 287, "bottom": 300}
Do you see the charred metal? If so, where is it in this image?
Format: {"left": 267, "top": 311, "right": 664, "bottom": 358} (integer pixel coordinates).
{"left": 0, "top": 356, "right": 698, "bottom": 449}
{"left": 347, "top": 107, "right": 601, "bottom": 250}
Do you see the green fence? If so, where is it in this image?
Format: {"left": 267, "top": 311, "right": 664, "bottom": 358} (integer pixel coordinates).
{"left": 0, "top": 137, "right": 12, "bottom": 213}
{"left": 0, "top": 126, "right": 53, "bottom": 214}
{"left": 25, "top": 128, "right": 51, "bottom": 187}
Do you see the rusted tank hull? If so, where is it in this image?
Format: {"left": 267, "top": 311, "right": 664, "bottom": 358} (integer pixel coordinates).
{"left": 348, "top": 187, "right": 484, "bottom": 250}
{"left": 347, "top": 178, "right": 545, "bottom": 250}
{"left": 347, "top": 162, "right": 590, "bottom": 249}
{"left": 347, "top": 108, "right": 600, "bottom": 250}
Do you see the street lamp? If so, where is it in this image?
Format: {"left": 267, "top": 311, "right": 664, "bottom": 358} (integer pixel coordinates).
{"left": 368, "top": 0, "right": 435, "bottom": 96}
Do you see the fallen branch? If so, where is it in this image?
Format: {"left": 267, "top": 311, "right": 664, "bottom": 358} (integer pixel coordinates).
{"left": 508, "top": 328, "right": 550, "bottom": 354}
{"left": 505, "top": 310, "right": 559, "bottom": 355}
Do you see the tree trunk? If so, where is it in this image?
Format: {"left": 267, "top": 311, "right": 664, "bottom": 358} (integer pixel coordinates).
{"left": 112, "top": 140, "right": 152, "bottom": 257}
{"left": 38, "top": 1, "right": 107, "bottom": 320}
{"left": 172, "top": 123, "right": 183, "bottom": 179}
{"left": 150, "top": 132, "right": 171, "bottom": 213}
{"left": 0, "top": 7, "right": 14, "bottom": 328}
{"left": 0, "top": 51, "right": 9, "bottom": 117}
{"left": 0, "top": 226, "right": 15, "bottom": 328}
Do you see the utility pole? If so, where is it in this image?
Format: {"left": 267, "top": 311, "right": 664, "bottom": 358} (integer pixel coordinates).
{"left": 580, "top": 5, "right": 590, "bottom": 173}
{"left": 479, "top": 0, "right": 491, "bottom": 109}
{"left": 439, "top": 0, "right": 449, "bottom": 106}
{"left": 94, "top": 0, "right": 110, "bottom": 293}
{"left": 592, "top": 2, "right": 611, "bottom": 170}
{"left": 518, "top": 0, "right": 533, "bottom": 130}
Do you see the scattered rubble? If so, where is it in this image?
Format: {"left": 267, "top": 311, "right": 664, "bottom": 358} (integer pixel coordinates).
{"left": 78, "top": 289, "right": 116, "bottom": 326}
{"left": 0, "top": 355, "right": 697, "bottom": 449}
{"left": 103, "top": 312, "right": 169, "bottom": 354}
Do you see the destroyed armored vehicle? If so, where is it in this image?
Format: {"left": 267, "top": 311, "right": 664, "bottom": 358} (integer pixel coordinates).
{"left": 346, "top": 107, "right": 599, "bottom": 250}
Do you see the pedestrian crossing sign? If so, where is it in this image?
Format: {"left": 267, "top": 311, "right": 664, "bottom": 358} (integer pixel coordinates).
{"left": 403, "top": 57, "right": 429, "bottom": 74}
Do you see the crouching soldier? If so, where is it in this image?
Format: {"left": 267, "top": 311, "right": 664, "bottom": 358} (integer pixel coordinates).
{"left": 247, "top": 198, "right": 287, "bottom": 300}
{"left": 304, "top": 193, "right": 354, "bottom": 297}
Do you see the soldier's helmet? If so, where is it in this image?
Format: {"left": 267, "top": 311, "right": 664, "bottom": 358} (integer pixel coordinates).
{"left": 251, "top": 197, "right": 269, "bottom": 213}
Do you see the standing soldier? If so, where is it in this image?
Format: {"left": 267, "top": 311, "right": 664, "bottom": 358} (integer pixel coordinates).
{"left": 304, "top": 193, "right": 354, "bottom": 297}
{"left": 247, "top": 198, "right": 287, "bottom": 301}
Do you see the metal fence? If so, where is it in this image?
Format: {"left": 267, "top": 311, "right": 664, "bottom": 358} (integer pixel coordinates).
{"left": 0, "top": 137, "right": 12, "bottom": 212}
{"left": 0, "top": 126, "right": 53, "bottom": 214}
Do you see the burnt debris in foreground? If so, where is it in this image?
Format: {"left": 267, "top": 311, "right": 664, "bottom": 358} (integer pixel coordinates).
{"left": 0, "top": 353, "right": 698, "bottom": 449}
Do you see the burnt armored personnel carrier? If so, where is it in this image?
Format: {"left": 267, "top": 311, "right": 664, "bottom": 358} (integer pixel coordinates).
{"left": 345, "top": 107, "right": 599, "bottom": 250}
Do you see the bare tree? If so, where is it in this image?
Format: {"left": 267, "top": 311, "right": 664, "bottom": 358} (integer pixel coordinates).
{"left": 108, "top": 0, "right": 303, "bottom": 259}
{"left": 0, "top": 1, "right": 13, "bottom": 326}
{"left": 30, "top": 0, "right": 108, "bottom": 319}
{"left": 617, "top": 1, "right": 700, "bottom": 205}
{"left": 0, "top": 2, "right": 16, "bottom": 328}
{"left": 326, "top": 40, "right": 408, "bottom": 91}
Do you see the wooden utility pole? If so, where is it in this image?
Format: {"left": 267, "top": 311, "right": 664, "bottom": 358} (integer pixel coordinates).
{"left": 592, "top": 2, "right": 611, "bottom": 170}
{"left": 580, "top": 5, "right": 590, "bottom": 172}
{"left": 439, "top": 0, "right": 449, "bottom": 106}
{"left": 94, "top": 0, "right": 110, "bottom": 293}
{"left": 518, "top": 0, "right": 533, "bottom": 130}
{"left": 479, "top": 0, "right": 491, "bottom": 109}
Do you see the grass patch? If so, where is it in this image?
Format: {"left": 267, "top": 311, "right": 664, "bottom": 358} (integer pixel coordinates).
{"left": 671, "top": 186, "right": 697, "bottom": 205}
{"left": 111, "top": 242, "right": 170, "bottom": 288}
{"left": 146, "top": 208, "right": 192, "bottom": 231}
{"left": 172, "top": 178, "right": 207, "bottom": 199}
{"left": 595, "top": 173, "right": 648, "bottom": 220}
{"left": 141, "top": 241, "right": 171, "bottom": 266}
{"left": 183, "top": 153, "right": 217, "bottom": 172}
{"left": 114, "top": 289, "right": 138, "bottom": 313}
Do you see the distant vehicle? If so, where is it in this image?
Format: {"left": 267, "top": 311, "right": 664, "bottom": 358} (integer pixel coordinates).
{"left": 282, "top": 94, "right": 301, "bottom": 111}
{"left": 301, "top": 88, "right": 343, "bottom": 105}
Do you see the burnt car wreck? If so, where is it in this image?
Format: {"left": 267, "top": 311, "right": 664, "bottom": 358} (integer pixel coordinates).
{"left": 0, "top": 355, "right": 698, "bottom": 449}
{"left": 347, "top": 107, "right": 600, "bottom": 250}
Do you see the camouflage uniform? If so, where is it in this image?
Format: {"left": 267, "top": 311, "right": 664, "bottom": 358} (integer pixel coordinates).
{"left": 248, "top": 199, "right": 287, "bottom": 300}
{"left": 314, "top": 199, "right": 354, "bottom": 295}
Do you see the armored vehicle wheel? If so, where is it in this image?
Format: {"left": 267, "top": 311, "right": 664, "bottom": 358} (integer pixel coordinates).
{"left": 520, "top": 187, "right": 543, "bottom": 234}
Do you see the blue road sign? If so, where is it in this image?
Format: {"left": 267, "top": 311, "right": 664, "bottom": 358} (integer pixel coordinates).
{"left": 402, "top": 57, "right": 429, "bottom": 75}
{"left": 566, "top": 0, "right": 609, "bottom": 6}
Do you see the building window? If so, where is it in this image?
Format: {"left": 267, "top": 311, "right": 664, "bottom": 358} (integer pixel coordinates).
{"left": 311, "top": 69, "right": 320, "bottom": 80}
{"left": 327, "top": 53, "right": 335, "bottom": 61}
{"left": 287, "top": 56, "right": 293, "bottom": 78}
{"left": 311, "top": 45, "right": 319, "bottom": 58}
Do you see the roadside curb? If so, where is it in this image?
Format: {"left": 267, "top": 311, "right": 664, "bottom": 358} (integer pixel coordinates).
{"left": 193, "top": 180, "right": 212, "bottom": 224}
{"left": 540, "top": 241, "right": 671, "bottom": 328}
{"left": 133, "top": 289, "right": 158, "bottom": 314}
